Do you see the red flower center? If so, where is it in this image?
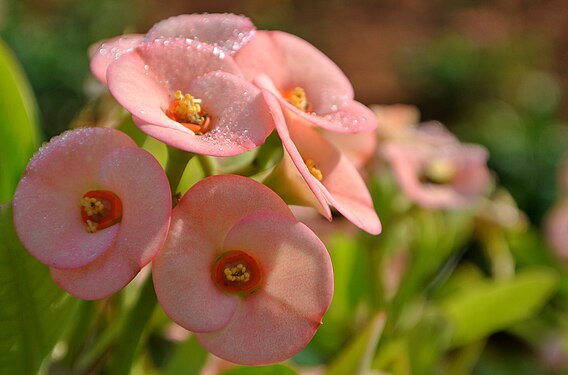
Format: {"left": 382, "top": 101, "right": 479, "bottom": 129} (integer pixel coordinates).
{"left": 80, "top": 190, "right": 123, "bottom": 233}
{"left": 167, "top": 90, "right": 211, "bottom": 134}
{"left": 212, "top": 250, "right": 262, "bottom": 294}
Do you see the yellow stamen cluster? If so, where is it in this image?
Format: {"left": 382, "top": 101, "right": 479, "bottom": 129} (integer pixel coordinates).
{"left": 423, "top": 159, "right": 456, "bottom": 184}
{"left": 86, "top": 220, "right": 99, "bottom": 233}
{"left": 172, "top": 90, "right": 206, "bottom": 125}
{"left": 224, "top": 264, "right": 250, "bottom": 282}
{"left": 286, "top": 87, "right": 310, "bottom": 112}
{"left": 81, "top": 197, "right": 105, "bottom": 217}
{"left": 306, "top": 159, "right": 323, "bottom": 181}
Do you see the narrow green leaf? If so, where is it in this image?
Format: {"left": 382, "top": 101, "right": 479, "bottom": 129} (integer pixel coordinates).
{"left": 0, "top": 39, "right": 40, "bottom": 203}
{"left": 327, "top": 312, "right": 386, "bottom": 375}
{"left": 0, "top": 203, "right": 78, "bottom": 374}
{"left": 440, "top": 267, "right": 559, "bottom": 347}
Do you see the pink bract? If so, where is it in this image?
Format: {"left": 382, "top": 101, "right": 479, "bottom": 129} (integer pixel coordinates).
{"left": 106, "top": 39, "right": 274, "bottom": 156}
{"left": 262, "top": 91, "right": 381, "bottom": 235}
{"left": 12, "top": 128, "right": 171, "bottom": 299}
{"left": 235, "top": 31, "right": 377, "bottom": 133}
{"left": 152, "top": 175, "right": 333, "bottom": 365}
{"left": 546, "top": 200, "right": 568, "bottom": 262}
{"left": 381, "top": 124, "right": 491, "bottom": 209}
{"left": 90, "top": 13, "right": 255, "bottom": 84}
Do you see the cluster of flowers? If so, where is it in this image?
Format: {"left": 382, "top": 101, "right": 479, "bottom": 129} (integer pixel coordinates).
{"left": 11, "top": 13, "right": 492, "bottom": 365}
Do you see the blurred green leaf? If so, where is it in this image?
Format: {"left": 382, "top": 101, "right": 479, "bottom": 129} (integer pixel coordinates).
{"left": 327, "top": 312, "right": 386, "bottom": 375}
{"left": 0, "top": 203, "right": 78, "bottom": 374}
{"left": 440, "top": 267, "right": 559, "bottom": 347}
{"left": 164, "top": 336, "right": 208, "bottom": 375}
{"left": 0, "top": 39, "right": 40, "bottom": 203}
{"left": 221, "top": 364, "right": 297, "bottom": 375}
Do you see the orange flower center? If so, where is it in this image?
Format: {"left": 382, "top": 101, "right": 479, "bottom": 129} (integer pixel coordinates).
{"left": 284, "top": 86, "right": 311, "bottom": 112}
{"left": 80, "top": 190, "right": 123, "bottom": 233}
{"left": 212, "top": 250, "right": 262, "bottom": 294}
{"left": 167, "top": 90, "right": 211, "bottom": 134}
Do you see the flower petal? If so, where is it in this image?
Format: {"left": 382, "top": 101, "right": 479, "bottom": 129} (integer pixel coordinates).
{"left": 97, "top": 146, "right": 171, "bottom": 267}
{"left": 89, "top": 34, "right": 145, "bottom": 84}
{"left": 153, "top": 175, "right": 294, "bottom": 332}
{"left": 137, "top": 71, "right": 274, "bottom": 156}
{"left": 197, "top": 214, "right": 332, "bottom": 364}
{"left": 145, "top": 13, "right": 256, "bottom": 54}
{"left": 12, "top": 128, "right": 136, "bottom": 269}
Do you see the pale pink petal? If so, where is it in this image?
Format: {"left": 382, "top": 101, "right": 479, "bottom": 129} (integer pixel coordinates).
{"left": 271, "top": 92, "right": 381, "bottom": 234}
{"left": 322, "top": 129, "right": 378, "bottom": 169}
{"left": 97, "top": 147, "right": 171, "bottom": 266}
{"left": 546, "top": 201, "right": 568, "bottom": 261}
{"left": 50, "top": 244, "right": 138, "bottom": 300}
{"left": 153, "top": 175, "right": 294, "bottom": 332}
{"left": 89, "top": 34, "right": 145, "bottom": 84}
{"left": 145, "top": 14, "right": 256, "bottom": 54}
{"left": 12, "top": 128, "right": 136, "bottom": 269}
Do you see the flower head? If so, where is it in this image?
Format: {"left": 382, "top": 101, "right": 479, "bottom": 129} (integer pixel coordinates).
{"left": 106, "top": 39, "right": 275, "bottom": 156}
{"left": 152, "top": 175, "right": 333, "bottom": 365}
{"left": 235, "top": 31, "right": 377, "bottom": 133}
{"left": 381, "top": 123, "right": 491, "bottom": 209}
{"left": 12, "top": 128, "right": 171, "bottom": 299}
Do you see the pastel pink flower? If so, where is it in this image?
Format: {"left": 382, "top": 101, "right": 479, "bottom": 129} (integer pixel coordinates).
{"left": 546, "top": 201, "right": 568, "bottom": 262}
{"left": 152, "top": 175, "right": 333, "bottom": 365}
{"left": 381, "top": 124, "right": 491, "bottom": 209}
{"left": 262, "top": 91, "right": 381, "bottom": 235}
{"left": 12, "top": 128, "right": 171, "bottom": 299}
{"left": 90, "top": 13, "right": 255, "bottom": 84}
{"left": 235, "top": 31, "right": 377, "bottom": 133}
{"left": 106, "top": 38, "right": 275, "bottom": 156}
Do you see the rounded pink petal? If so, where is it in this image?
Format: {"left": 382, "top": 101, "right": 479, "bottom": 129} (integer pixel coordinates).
{"left": 153, "top": 175, "right": 294, "bottom": 332}
{"left": 196, "top": 212, "right": 333, "bottom": 365}
{"left": 12, "top": 128, "right": 136, "bottom": 269}
{"left": 546, "top": 201, "right": 568, "bottom": 261}
{"left": 136, "top": 71, "right": 274, "bottom": 156}
{"left": 145, "top": 13, "right": 256, "bottom": 54}
{"left": 50, "top": 243, "right": 138, "bottom": 300}
{"left": 89, "top": 34, "right": 145, "bottom": 84}
{"left": 96, "top": 146, "right": 172, "bottom": 267}
{"left": 322, "top": 129, "right": 378, "bottom": 169}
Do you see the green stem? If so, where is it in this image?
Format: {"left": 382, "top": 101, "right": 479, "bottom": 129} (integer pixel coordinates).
{"left": 197, "top": 154, "right": 216, "bottom": 177}
{"left": 166, "top": 146, "right": 193, "bottom": 197}
{"left": 105, "top": 274, "right": 157, "bottom": 375}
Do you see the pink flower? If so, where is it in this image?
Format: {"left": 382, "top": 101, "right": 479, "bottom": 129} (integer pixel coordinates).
{"left": 12, "top": 128, "right": 171, "bottom": 299}
{"left": 152, "top": 175, "right": 333, "bottom": 365}
{"left": 235, "top": 31, "right": 377, "bottom": 133}
{"left": 90, "top": 13, "right": 255, "bottom": 84}
{"left": 546, "top": 201, "right": 568, "bottom": 262}
{"left": 105, "top": 38, "right": 275, "bottom": 156}
{"left": 381, "top": 123, "right": 491, "bottom": 209}
{"left": 262, "top": 91, "right": 381, "bottom": 235}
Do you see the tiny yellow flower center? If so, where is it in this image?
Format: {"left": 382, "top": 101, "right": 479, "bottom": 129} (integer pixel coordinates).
{"left": 284, "top": 87, "right": 311, "bottom": 112}
{"left": 224, "top": 264, "right": 251, "bottom": 282}
{"left": 80, "top": 190, "right": 123, "bottom": 233}
{"left": 167, "top": 90, "right": 211, "bottom": 134}
{"left": 305, "top": 159, "right": 323, "bottom": 181}
{"left": 422, "top": 159, "right": 456, "bottom": 185}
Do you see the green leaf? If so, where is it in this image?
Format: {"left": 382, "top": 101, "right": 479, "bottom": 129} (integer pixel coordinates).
{"left": 0, "top": 39, "right": 41, "bottom": 203}
{"left": 221, "top": 364, "right": 297, "bottom": 375}
{"left": 0, "top": 203, "right": 79, "bottom": 374}
{"left": 440, "top": 267, "right": 559, "bottom": 347}
{"left": 327, "top": 312, "right": 386, "bottom": 375}
{"left": 164, "top": 336, "right": 208, "bottom": 375}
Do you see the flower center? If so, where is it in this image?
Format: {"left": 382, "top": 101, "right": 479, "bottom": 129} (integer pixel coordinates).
{"left": 284, "top": 87, "right": 311, "bottom": 112}
{"left": 80, "top": 190, "right": 123, "bottom": 233}
{"left": 212, "top": 250, "right": 262, "bottom": 294}
{"left": 305, "top": 159, "right": 323, "bottom": 181}
{"left": 167, "top": 90, "right": 211, "bottom": 134}
{"left": 422, "top": 159, "right": 456, "bottom": 185}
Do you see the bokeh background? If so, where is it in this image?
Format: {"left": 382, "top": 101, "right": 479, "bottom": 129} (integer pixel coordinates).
{"left": 2, "top": 1, "right": 568, "bottom": 374}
